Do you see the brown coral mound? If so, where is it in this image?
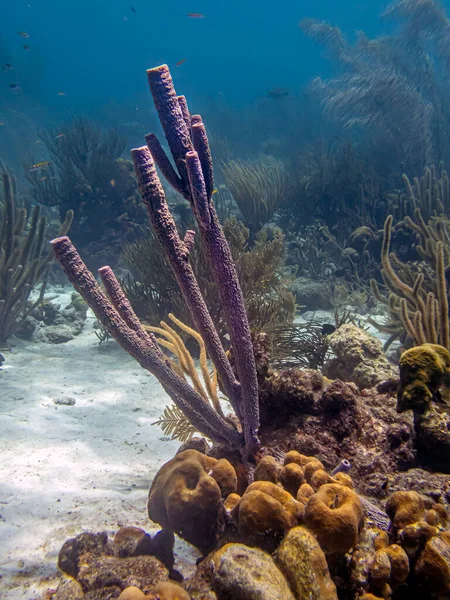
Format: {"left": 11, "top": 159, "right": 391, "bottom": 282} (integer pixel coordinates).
{"left": 304, "top": 483, "right": 364, "bottom": 555}
{"left": 147, "top": 450, "right": 234, "bottom": 553}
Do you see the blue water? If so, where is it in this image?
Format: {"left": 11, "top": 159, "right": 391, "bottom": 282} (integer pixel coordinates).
{"left": 1, "top": 1, "right": 385, "bottom": 110}
{"left": 2, "top": 0, "right": 450, "bottom": 169}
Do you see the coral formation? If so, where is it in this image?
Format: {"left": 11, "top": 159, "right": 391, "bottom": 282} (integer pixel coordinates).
{"left": 304, "top": 482, "right": 364, "bottom": 554}
{"left": 398, "top": 343, "right": 450, "bottom": 466}
{"left": 147, "top": 450, "right": 232, "bottom": 553}
{"left": 371, "top": 210, "right": 450, "bottom": 352}
{"left": 274, "top": 526, "right": 338, "bottom": 599}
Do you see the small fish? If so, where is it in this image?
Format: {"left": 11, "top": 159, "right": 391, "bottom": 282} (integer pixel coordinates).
{"left": 0, "top": 121, "right": 4, "bottom": 126}
{"left": 35, "top": 140, "right": 41, "bottom": 144}
{"left": 212, "top": 189, "right": 218, "bottom": 195}
{"left": 23, "top": 45, "right": 30, "bottom": 51}
{"left": 17, "top": 31, "right": 30, "bottom": 38}
{"left": 267, "top": 88, "right": 289, "bottom": 99}
{"left": 187, "top": 13, "right": 205, "bottom": 18}
{"left": 29, "top": 161, "right": 52, "bottom": 172}
{"left": 131, "top": 6, "right": 136, "bottom": 12}
{"left": 58, "top": 92, "right": 66, "bottom": 96}
{"left": 321, "top": 323, "right": 336, "bottom": 336}
{"left": 55, "top": 133, "right": 65, "bottom": 138}
{"left": 3, "top": 64, "right": 13, "bottom": 71}
{"left": 176, "top": 59, "right": 187, "bottom": 67}
{"left": 110, "top": 179, "right": 116, "bottom": 187}
{"left": 9, "top": 84, "right": 19, "bottom": 90}
{"left": 40, "top": 176, "right": 47, "bottom": 181}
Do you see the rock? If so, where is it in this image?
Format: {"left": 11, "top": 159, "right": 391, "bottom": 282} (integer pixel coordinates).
{"left": 275, "top": 526, "right": 338, "bottom": 599}
{"left": 53, "top": 396, "right": 76, "bottom": 406}
{"left": 32, "top": 293, "right": 88, "bottom": 344}
{"left": 14, "top": 315, "right": 39, "bottom": 340}
{"left": 37, "top": 323, "right": 76, "bottom": 344}
{"left": 177, "top": 437, "right": 210, "bottom": 455}
{"left": 113, "top": 526, "right": 153, "bottom": 557}
{"left": 210, "top": 543, "right": 295, "bottom": 600}
{"left": 415, "top": 530, "right": 450, "bottom": 595}
{"left": 290, "top": 277, "right": 333, "bottom": 311}
{"left": 149, "top": 529, "right": 175, "bottom": 572}
{"left": 53, "top": 576, "right": 84, "bottom": 600}
{"left": 324, "top": 324, "right": 397, "bottom": 389}
{"left": 58, "top": 531, "right": 169, "bottom": 596}
{"left": 415, "top": 405, "right": 450, "bottom": 467}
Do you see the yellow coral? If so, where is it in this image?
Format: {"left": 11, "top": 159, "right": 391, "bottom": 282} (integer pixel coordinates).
{"left": 304, "top": 483, "right": 364, "bottom": 554}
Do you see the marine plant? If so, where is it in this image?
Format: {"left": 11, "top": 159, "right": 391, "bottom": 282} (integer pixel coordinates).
{"left": 51, "top": 65, "right": 260, "bottom": 457}
{"left": 301, "top": 0, "right": 450, "bottom": 174}
{"left": 371, "top": 210, "right": 450, "bottom": 351}
{"left": 122, "top": 217, "right": 295, "bottom": 347}
{"left": 0, "top": 171, "right": 72, "bottom": 348}
{"left": 26, "top": 118, "right": 144, "bottom": 266}
{"left": 221, "top": 155, "right": 287, "bottom": 240}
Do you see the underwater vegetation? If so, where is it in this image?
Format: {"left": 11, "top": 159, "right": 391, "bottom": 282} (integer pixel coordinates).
{"left": 302, "top": 0, "right": 450, "bottom": 175}
{"left": 220, "top": 155, "right": 287, "bottom": 239}
{"left": 371, "top": 200, "right": 450, "bottom": 352}
{"left": 0, "top": 167, "right": 72, "bottom": 348}
{"left": 121, "top": 217, "right": 294, "bottom": 349}
{"left": 26, "top": 118, "right": 145, "bottom": 269}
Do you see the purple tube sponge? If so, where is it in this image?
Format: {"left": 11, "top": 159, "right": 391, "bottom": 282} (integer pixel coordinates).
{"left": 144, "top": 64, "right": 260, "bottom": 455}
{"left": 51, "top": 63, "right": 260, "bottom": 457}
{"left": 50, "top": 236, "right": 242, "bottom": 447}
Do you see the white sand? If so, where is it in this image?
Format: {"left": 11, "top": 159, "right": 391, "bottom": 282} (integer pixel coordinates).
{"left": 0, "top": 286, "right": 200, "bottom": 599}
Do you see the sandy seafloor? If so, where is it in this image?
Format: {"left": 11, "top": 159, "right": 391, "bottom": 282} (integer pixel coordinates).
{"left": 0, "top": 285, "right": 390, "bottom": 599}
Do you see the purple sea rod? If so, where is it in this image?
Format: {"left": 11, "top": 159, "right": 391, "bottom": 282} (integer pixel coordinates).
{"left": 51, "top": 64, "right": 260, "bottom": 457}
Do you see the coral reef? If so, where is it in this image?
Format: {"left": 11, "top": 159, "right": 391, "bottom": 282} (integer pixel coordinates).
{"left": 54, "top": 450, "right": 450, "bottom": 599}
